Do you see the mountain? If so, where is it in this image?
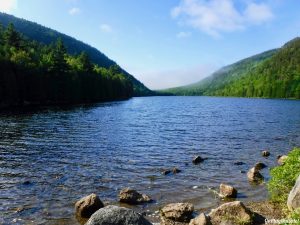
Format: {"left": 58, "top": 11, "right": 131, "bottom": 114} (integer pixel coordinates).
{"left": 0, "top": 12, "right": 152, "bottom": 96}
{"left": 162, "top": 38, "right": 300, "bottom": 99}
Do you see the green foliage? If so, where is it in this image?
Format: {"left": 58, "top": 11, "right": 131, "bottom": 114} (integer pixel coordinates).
{"left": 0, "top": 22, "right": 133, "bottom": 107}
{"left": 0, "top": 12, "right": 152, "bottom": 96}
{"left": 268, "top": 148, "right": 300, "bottom": 204}
{"left": 163, "top": 38, "right": 300, "bottom": 99}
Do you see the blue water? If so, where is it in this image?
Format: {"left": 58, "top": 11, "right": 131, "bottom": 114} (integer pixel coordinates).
{"left": 0, "top": 96, "right": 300, "bottom": 224}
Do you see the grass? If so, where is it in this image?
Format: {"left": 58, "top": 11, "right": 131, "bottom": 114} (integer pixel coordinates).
{"left": 267, "top": 147, "right": 300, "bottom": 224}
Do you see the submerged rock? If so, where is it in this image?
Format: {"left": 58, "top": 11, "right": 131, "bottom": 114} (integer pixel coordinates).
{"left": 247, "top": 167, "right": 264, "bottom": 183}
{"left": 262, "top": 151, "right": 270, "bottom": 157}
{"left": 219, "top": 184, "right": 237, "bottom": 198}
{"left": 193, "top": 156, "right": 204, "bottom": 164}
{"left": 173, "top": 167, "right": 182, "bottom": 174}
{"left": 86, "top": 205, "right": 152, "bottom": 225}
{"left": 160, "top": 203, "right": 194, "bottom": 224}
{"left": 287, "top": 175, "right": 300, "bottom": 210}
{"left": 208, "top": 201, "right": 253, "bottom": 225}
{"left": 162, "top": 170, "right": 172, "bottom": 175}
{"left": 75, "top": 193, "right": 104, "bottom": 218}
{"left": 277, "top": 155, "right": 288, "bottom": 165}
{"left": 119, "top": 188, "right": 152, "bottom": 204}
{"left": 189, "top": 213, "right": 212, "bottom": 225}
{"left": 234, "top": 161, "right": 245, "bottom": 166}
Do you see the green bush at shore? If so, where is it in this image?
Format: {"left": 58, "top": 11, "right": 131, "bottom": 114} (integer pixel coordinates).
{"left": 268, "top": 147, "right": 300, "bottom": 222}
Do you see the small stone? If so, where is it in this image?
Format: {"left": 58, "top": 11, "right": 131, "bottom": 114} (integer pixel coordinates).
{"left": 278, "top": 155, "right": 288, "bottom": 165}
{"left": 219, "top": 184, "right": 237, "bottom": 198}
{"left": 254, "top": 162, "right": 267, "bottom": 170}
{"left": 189, "top": 213, "right": 212, "bottom": 225}
{"left": 160, "top": 203, "right": 194, "bottom": 223}
{"left": 247, "top": 167, "right": 264, "bottom": 183}
{"left": 119, "top": 188, "right": 152, "bottom": 205}
{"left": 162, "top": 170, "right": 171, "bottom": 175}
{"left": 234, "top": 161, "right": 245, "bottom": 165}
{"left": 193, "top": 156, "right": 204, "bottom": 164}
{"left": 173, "top": 167, "right": 182, "bottom": 174}
{"left": 262, "top": 151, "right": 270, "bottom": 157}
{"left": 75, "top": 193, "right": 104, "bottom": 218}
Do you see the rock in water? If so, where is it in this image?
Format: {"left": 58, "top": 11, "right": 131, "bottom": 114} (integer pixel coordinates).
{"left": 160, "top": 203, "right": 194, "bottom": 224}
{"left": 208, "top": 201, "right": 253, "bottom": 225}
{"left": 193, "top": 156, "right": 204, "bottom": 164}
{"left": 219, "top": 184, "right": 237, "bottom": 198}
{"left": 278, "top": 155, "right": 288, "bottom": 165}
{"left": 262, "top": 151, "right": 270, "bottom": 157}
{"left": 254, "top": 162, "right": 267, "bottom": 170}
{"left": 189, "top": 213, "right": 212, "bottom": 225}
{"left": 247, "top": 167, "right": 264, "bottom": 183}
{"left": 173, "top": 167, "right": 182, "bottom": 174}
{"left": 287, "top": 175, "right": 300, "bottom": 210}
{"left": 86, "top": 205, "right": 152, "bottom": 225}
{"left": 75, "top": 193, "right": 104, "bottom": 218}
{"left": 119, "top": 188, "right": 152, "bottom": 204}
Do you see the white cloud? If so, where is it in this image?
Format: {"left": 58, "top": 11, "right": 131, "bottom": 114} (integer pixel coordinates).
{"left": 177, "top": 31, "right": 191, "bottom": 38}
{"left": 69, "top": 7, "right": 81, "bottom": 15}
{"left": 0, "top": 0, "right": 17, "bottom": 13}
{"left": 100, "top": 24, "right": 113, "bottom": 33}
{"left": 171, "top": 0, "right": 274, "bottom": 37}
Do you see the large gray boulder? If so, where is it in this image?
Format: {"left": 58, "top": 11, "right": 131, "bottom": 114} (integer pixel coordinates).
{"left": 208, "top": 201, "right": 253, "bottom": 225}
{"left": 287, "top": 175, "right": 300, "bottom": 210}
{"left": 75, "top": 193, "right": 104, "bottom": 218}
{"left": 86, "top": 205, "right": 152, "bottom": 225}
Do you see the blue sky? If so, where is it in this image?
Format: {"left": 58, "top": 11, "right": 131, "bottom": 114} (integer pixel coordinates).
{"left": 0, "top": 0, "right": 299, "bottom": 89}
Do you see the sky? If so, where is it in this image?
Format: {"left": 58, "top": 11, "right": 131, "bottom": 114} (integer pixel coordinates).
{"left": 0, "top": 0, "right": 299, "bottom": 89}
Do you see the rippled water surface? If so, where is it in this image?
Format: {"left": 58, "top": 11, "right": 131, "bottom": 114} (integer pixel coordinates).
{"left": 0, "top": 96, "right": 300, "bottom": 224}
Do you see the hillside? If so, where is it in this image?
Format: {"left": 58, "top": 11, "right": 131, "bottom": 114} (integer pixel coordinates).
{"left": 0, "top": 12, "right": 152, "bottom": 96}
{"left": 163, "top": 37, "right": 300, "bottom": 99}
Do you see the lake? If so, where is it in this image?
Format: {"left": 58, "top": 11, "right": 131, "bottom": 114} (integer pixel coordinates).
{"left": 0, "top": 96, "right": 300, "bottom": 224}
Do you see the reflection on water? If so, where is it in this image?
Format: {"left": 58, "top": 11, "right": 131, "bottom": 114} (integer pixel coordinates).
{"left": 0, "top": 96, "right": 300, "bottom": 224}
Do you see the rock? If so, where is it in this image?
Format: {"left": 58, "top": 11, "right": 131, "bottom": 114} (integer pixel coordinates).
{"left": 189, "top": 213, "right": 212, "bottom": 225}
{"left": 262, "top": 151, "right": 270, "bottom": 157}
{"left": 119, "top": 188, "right": 152, "bottom": 204}
{"left": 173, "top": 167, "right": 182, "bottom": 174}
{"left": 193, "top": 156, "right": 204, "bottom": 164}
{"left": 160, "top": 203, "right": 194, "bottom": 223}
{"left": 247, "top": 167, "right": 263, "bottom": 183}
{"left": 86, "top": 205, "right": 152, "bottom": 225}
{"left": 75, "top": 193, "right": 104, "bottom": 218}
{"left": 208, "top": 201, "right": 253, "bottom": 225}
{"left": 162, "top": 170, "right": 172, "bottom": 175}
{"left": 254, "top": 162, "right": 267, "bottom": 170}
{"left": 234, "top": 161, "right": 245, "bottom": 165}
{"left": 277, "top": 155, "right": 288, "bottom": 165}
{"left": 287, "top": 175, "right": 300, "bottom": 210}
{"left": 219, "top": 184, "right": 237, "bottom": 198}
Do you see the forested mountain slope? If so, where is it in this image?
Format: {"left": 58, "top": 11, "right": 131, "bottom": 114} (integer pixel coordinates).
{"left": 0, "top": 12, "right": 152, "bottom": 96}
{"left": 162, "top": 37, "right": 300, "bottom": 99}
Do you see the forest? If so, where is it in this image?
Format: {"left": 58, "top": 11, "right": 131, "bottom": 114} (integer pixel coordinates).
{"left": 0, "top": 23, "right": 134, "bottom": 108}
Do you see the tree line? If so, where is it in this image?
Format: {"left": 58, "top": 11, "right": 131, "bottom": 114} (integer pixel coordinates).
{"left": 0, "top": 23, "right": 133, "bottom": 108}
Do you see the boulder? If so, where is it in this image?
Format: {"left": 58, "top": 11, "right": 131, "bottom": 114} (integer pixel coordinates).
{"left": 119, "top": 188, "right": 152, "bottom": 204}
{"left": 219, "top": 184, "right": 237, "bottom": 198}
{"left": 160, "top": 203, "right": 194, "bottom": 223}
{"left": 173, "top": 167, "right": 182, "bottom": 174}
{"left": 277, "top": 155, "right": 288, "bottom": 165}
{"left": 86, "top": 205, "right": 152, "bottom": 225}
{"left": 208, "top": 201, "right": 253, "bottom": 225}
{"left": 262, "top": 151, "right": 270, "bottom": 157}
{"left": 287, "top": 175, "right": 300, "bottom": 210}
{"left": 247, "top": 167, "right": 263, "bottom": 183}
{"left": 193, "top": 156, "right": 204, "bottom": 164}
{"left": 189, "top": 213, "right": 212, "bottom": 225}
{"left": 75, "top": 193, "right": 104, "bottom": 218}
{"left": 254, "top": 162, "right": 267, "bottom": 170}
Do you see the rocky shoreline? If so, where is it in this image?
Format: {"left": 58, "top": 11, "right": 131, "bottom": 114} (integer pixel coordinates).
{"left": 74, "top": 149, "right": 300, "bottom": 225}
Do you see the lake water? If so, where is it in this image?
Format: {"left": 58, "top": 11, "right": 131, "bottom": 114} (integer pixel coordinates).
{"left": 0, "top": 96, "right": 300, "bottom": 224}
